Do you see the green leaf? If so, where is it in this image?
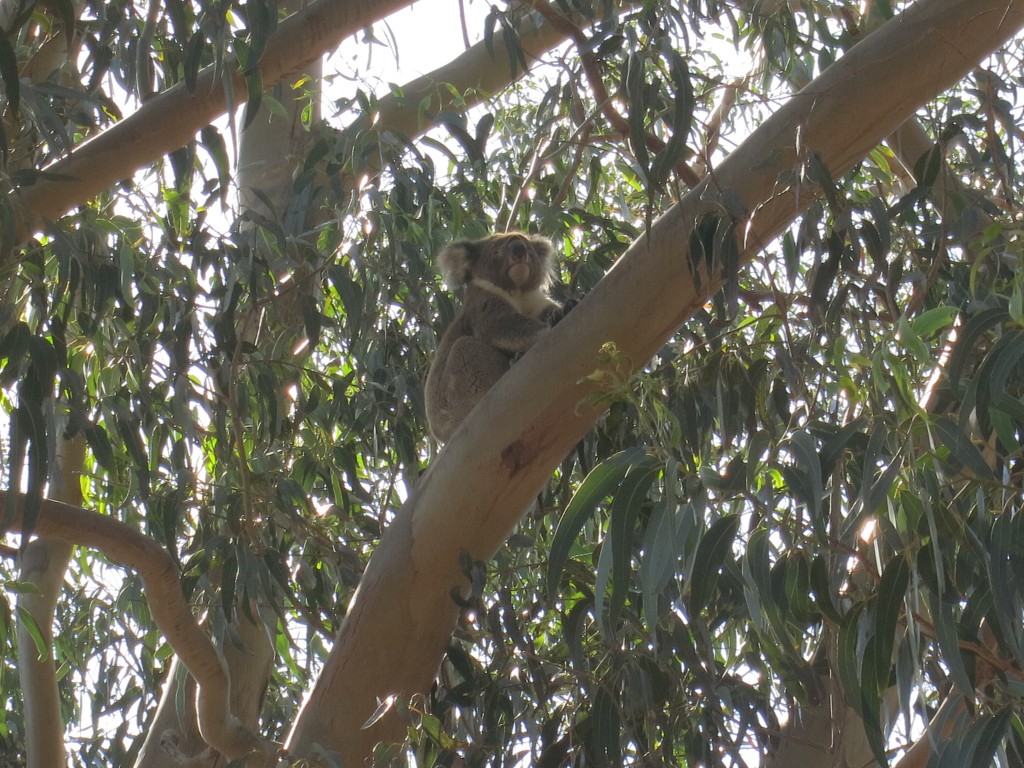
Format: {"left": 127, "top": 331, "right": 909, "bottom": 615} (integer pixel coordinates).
{"left": 221, "top": 550, "right": 238, "bottom": 618}
{"left": 933, "top": 417, "right": 994, "bottom": 479}
{"left": 935, "top": 707, "right": 1012, "bottom": 768}
{"left": 911, "top": 305, "right": 958, "bottom": 339}
{"left": 15, "top": 606, "right": 48, "bottom": 660}
{"left": 547, "top": 449, "right": 647, "bottom": 600}
{"left": 858, "top": 635, "right": 887, "bottom": 764}
{"left": 639, "top": 502, "right": 673, "bottom": 626}
{"left": 649, "top": 51, "right": 693, "bottom": 186}
{"left": 873, "top": 553, "right": 909, "bottom": 694}
{"left": 897, "top": 313, "right": 930, "bottom": 362}
{"left": 987, "top": 512, "right": 1024, "bottom": 667}
{"left": 623, "top": 52, "right": 650, "bottom": 179}
{"left": 948, "top": 307, "right": 1006, "bottom": 388}
{"left": 0, "top": 32, "right": 19, "bottom": 118}
{"left": 184, "top": 31, "right": 204, "bottom": 93}
{"left": 200, "top": 126, "right": 231, "bottom": 199}
{"left": 837, "top": 602, "right": 865, "bottom": 709}
{"left": 594, "top": 524, "right": 614, "bottom": 638}
{"left": 928, "top": 589, "right": 973, "bottom": 698}
{"left": 912, "top": 142, "right": 943, "bottom": 187}
{"left": 788, "top": 429, "right": 823, "bottom": 522}
{"left": 977, "top": 330, "right": 1024, "bottom": 428}
{"left": 865, "top": 196, "right": 892, "bottom": 262}
{"left": 860, "top": 422, "right": 901, "bottom": 518}
{"left": 818, "top": 417, "right": 866, "bottom": 477}
{"left": 0, "top": 322, "right": 31, "bottom": 385}
{"left": 241, "top": 68, "right": 263, "bottom": 129}
{"left": 969, "top": 708, "right": 1013, "bottom": 766}
{"left": 589, "top": 684, "right": 622, "bottom": 768}
{"left": 607, "top": 458, "right": 660, "bottom": 626}
{"left": 742, "top": 528, "right": 796, "bottom": 656}
{"left": 84, "top": 424, "right": 117, "bottom": 473}
{"left": 688, "top": 514, "right": 739, "bottom": 616}
{"left": 809, "top": 554, "right": 843, "bottom": 624}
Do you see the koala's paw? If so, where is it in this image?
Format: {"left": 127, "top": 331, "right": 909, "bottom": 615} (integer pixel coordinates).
{"left": 548, "top": 298, "right": 579, "bottom": 326}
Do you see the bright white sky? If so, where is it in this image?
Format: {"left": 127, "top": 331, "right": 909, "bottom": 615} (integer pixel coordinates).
{"left": 330, "top": 0, "right": 492, "bottom": 91}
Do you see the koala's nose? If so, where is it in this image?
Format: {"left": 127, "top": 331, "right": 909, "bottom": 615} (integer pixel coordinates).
{"left": 510, "top": 240, "right": 528, "bottom": 258}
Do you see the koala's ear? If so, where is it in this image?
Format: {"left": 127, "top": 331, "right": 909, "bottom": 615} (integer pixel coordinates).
{"left": 528, "top": 235, "right": 557, "bottom": 288}
{"left": 437, "top": 241, "right": 477, "bottom": 286}
{"left": 527, "top": 235, "right": 555, "bottom": 258}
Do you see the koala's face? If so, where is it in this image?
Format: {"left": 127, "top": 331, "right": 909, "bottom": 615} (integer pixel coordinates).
{"left": 472, "top": 234, "right": 554, "bottom": 292}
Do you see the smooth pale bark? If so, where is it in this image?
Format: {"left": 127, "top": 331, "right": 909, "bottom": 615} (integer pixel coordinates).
{"left": 2, "top": 495, "right": 279, "bottom": 763}
{"left": 285, "top": 0, "right": 1024, "bottom": 762}
{"left": 236, "top": 61, "right": 323, "bottom": 231}
{"left": 133, "top": 615, "right": 276, "bottom": 768}
{"left": 8, "top": 0, "right": 413, "bottom": 244}
{"left": 16, "top": 536, "right": 72, "bottom": 768}
{"left": 17, "top": 432, "right": 84, "bottom": 768}
{"left": 766, "top": 673, "right": 901, "bottom": 767}
{"left": 765, "top": 678, "right": 882, "bottom": 767}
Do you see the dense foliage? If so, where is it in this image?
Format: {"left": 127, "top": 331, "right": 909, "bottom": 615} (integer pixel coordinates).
{"left": 1, "top": 0, "right": 1023, "bottom": 765}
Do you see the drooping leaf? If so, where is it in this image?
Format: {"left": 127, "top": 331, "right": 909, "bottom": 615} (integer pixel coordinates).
{"left": 976, "top": 330, "right": 1024, "bottom": 430}
{"left": 788, "top": 429, "right": 823, "bottom": 521}
{"left": 0, "top": 32, "right": 19, "bottom": 118}
{"left": 912, "top": 142, "right": 943, "bottom": 187}
{"left": 15, "top": 606, "right": 47, "bottom": 658}
{"left": 809, "top": 554, "right": 843, "bottom": 624}
{"left": 933, "top": 417, "right": 994, "bottom": 479}
{"left": 837, "top": 602, "right": 865, "bottom": 710}
{"left": 948, "top": 307, "right": 1006, "bottom": 388}
{"left": 873, "top": 553, "right": 910, "bottom": 694}
{"left": 606, "top": 457, "right": 660, "bottom": 627}
{"left": 547, "top": 448, "right": 647, "bottom": 600}
{"left": 928, "top": 589, "right": 973, "bottom": 698}
{"left": 589, "top": 683, "right": 622, "bottom": 768}
{"left": 688, "top": 514, "right": 739, "bottom": 616}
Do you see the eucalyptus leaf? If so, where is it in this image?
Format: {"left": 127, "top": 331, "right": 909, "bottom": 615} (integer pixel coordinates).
{"left": 547, "top": 449, "right": 648, "bottom": 600}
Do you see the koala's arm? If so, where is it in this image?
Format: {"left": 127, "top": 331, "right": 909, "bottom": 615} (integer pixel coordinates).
{"left": 470, "top": 294, "right": 552, "bottom": 354}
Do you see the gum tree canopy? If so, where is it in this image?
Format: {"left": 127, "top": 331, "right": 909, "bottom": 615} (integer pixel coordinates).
{"left": 2, "top": 0, "right": 1024, "bottom": 766}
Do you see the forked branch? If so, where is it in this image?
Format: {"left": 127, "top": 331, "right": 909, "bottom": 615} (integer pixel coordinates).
{"left": 2, "top": 495, "right": 279, "bottom": 764}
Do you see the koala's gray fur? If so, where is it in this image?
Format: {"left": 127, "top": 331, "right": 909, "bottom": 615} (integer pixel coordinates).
{"left": 425, "top": 232, "right": 561, "bottom": 442}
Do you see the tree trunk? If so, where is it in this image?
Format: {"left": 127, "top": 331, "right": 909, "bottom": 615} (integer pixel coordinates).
{"left": 284, "top": 0, "right": 1024, "bottom": 762}
{"left": 133, "top": 614, "right": 275, "bottom": 768}
{"left": 133, "top": 13, "right": 323, "bottom": 763}
{"left": 17, "top": 429, "right": 85, "bottom": 768}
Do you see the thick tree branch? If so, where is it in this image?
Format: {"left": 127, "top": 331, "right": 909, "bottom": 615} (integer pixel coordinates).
{"left": 326, "top": 3, "right": 641, "bottom": 201}
{"left": 2, "top": 495, "right": 279, "bottom": 764}
{"left": 8, "top": 0, "right": 414, "bottom": 246}
{"left": 285, "top": 0, "right": 1024, "bottom": 762}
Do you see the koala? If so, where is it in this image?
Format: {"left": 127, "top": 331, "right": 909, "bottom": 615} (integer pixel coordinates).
{"left": 425, "top": 232, "right": 562, "bottom": 442}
